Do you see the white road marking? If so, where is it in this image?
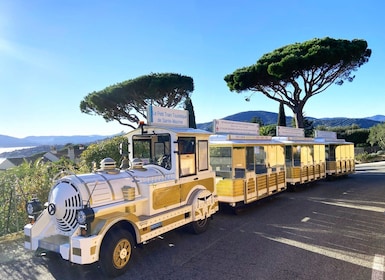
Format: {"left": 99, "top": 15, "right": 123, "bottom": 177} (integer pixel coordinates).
{"left": 301, "top": 217, "right": 310, "bottom": 222}
{"left": 256, "top": 233, "right": 385, "bottom": 273}
{"left": 320, "top": 201, "right": 385, "bottom": 213}
{"left": 372, "top": 254, "right": 384, "bottom": 280}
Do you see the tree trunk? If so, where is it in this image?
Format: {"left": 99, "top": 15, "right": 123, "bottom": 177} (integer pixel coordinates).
{"left": 293, "top": 107, "right": 305, "bottom": 128}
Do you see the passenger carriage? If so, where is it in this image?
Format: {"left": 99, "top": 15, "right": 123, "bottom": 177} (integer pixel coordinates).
{"left": 273, "top": 126, "right": 326, "bottom": 186}
{"left": 209, "top": 120, "right": 286, "bottom": 208}
{"left": 315, "top": 130, "right": 355, "bottom": 177}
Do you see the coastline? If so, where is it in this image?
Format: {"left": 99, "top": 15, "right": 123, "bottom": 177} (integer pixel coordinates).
{"left": 0, "top": 146, "right": 36, "bottom": 154}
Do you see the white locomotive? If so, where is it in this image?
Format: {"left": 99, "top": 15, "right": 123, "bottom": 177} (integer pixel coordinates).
{"left": 24, "top": 107, "right": 218, "bottom": 277}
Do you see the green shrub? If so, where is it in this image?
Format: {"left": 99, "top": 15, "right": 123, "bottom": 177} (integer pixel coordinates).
{"left": 355, "top": 152, "right": 381, "bottom": 163}
{"left": 0, "top": 158, "right": 77, "bottom": 236}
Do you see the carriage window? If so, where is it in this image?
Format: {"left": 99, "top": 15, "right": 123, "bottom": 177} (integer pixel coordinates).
{"left": 198, "top": 140, "right": 208, "bottom": 171}
{"left": 285, "top": 146, "right": 293, "bottom": 167}
{"left": 328, "top": 145, "right": 336, "bottom": 161}
{"left": 293, "top": 145, "right": 301, "bottom": 166}
{"left": 179, "top": 137, "right": 196, "bottom": 177}
{"left": 285, "top": 145, "right": 300, "bottom": 167}
{"left": 254, "top": 146, "right": 267, "bottom": 174}
{"left": 246, "top": 147, "right": 254, "bottom": 171}
{"left": 210, "top": 147, "right": 232, "bottom": 178}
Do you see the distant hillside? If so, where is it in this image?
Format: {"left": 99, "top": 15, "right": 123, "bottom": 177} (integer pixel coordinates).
{"left": 313, "top": 117, "right": 380, "bottom": 128}
{"left": 197, "top": 111, "right": 383, "bottom": 131}
{"left": 0, "top": 135, "right": 36, "bottom": 147}
{"left": 223, "top": 111, "right": 293, "bottom": 124}
{"left": 366, "top": 115, "right": 385, "bottom": 122}
{"left": 1, "top": 112, "right": 383, "bottom": 147}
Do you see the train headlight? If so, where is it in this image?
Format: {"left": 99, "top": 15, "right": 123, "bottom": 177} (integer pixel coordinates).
{"left": 26, "top": 198, "right": 43, "bottom": 215}
{"left": 76, "top": 208, "right": 95, "bottom": 225}
{"left": 76, "top": 210, "right": 87, "bottom": 225}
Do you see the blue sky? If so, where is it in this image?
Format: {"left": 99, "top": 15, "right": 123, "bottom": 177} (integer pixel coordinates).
{"left": 1, "top": 0, "right": 384, "bottom": 138}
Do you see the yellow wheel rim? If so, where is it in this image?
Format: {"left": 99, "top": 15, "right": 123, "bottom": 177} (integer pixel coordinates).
{"left": 112, "top": 238, "right": 131, "bottom": 269}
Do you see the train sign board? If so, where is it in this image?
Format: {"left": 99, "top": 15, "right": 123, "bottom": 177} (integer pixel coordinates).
{"left": 276, "top": 126, "right": 304, "bottom": 137}
{"left": 147, "top": 105, "right": 189, "bottom": 127}
{"left": 213, "top": 119, "right": 259, "bottom": 135}
{"left": 315, "top": 130, "right": 337, "bottom": 140}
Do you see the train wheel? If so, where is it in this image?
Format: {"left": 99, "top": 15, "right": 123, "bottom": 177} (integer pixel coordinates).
{"left": 190, "top": 216, "right": 210, "bottom": 234}
{"left": 188, "top": 188, "right": 214, "bottom": 234}
{"left": 99, "top": 229, "right": 134, "bottom": 277}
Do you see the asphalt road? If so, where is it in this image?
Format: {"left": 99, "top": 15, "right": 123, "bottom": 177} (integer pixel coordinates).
{"left": 1, "top": 161, "right": 385, "bottom": 280}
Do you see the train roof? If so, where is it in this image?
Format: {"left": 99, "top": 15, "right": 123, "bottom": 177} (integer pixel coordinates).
{"left": 314, "top": 137, "right": 353, "bottom": 145}
{"left": 209, "top": 134, "right": 278, "bottom": 145}
{"left": 126, "top": 125, "right": 212, "bottom": 137}
{"left": 273, "top": 136, "right": 319, "bottom": 144}
{"left": 272, "top": 136, "right": 353, "bottom": 145}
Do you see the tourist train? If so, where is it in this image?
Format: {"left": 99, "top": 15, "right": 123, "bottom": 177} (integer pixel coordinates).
{"left": 24, "top": 106, "right": 354, "bottom": 277}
